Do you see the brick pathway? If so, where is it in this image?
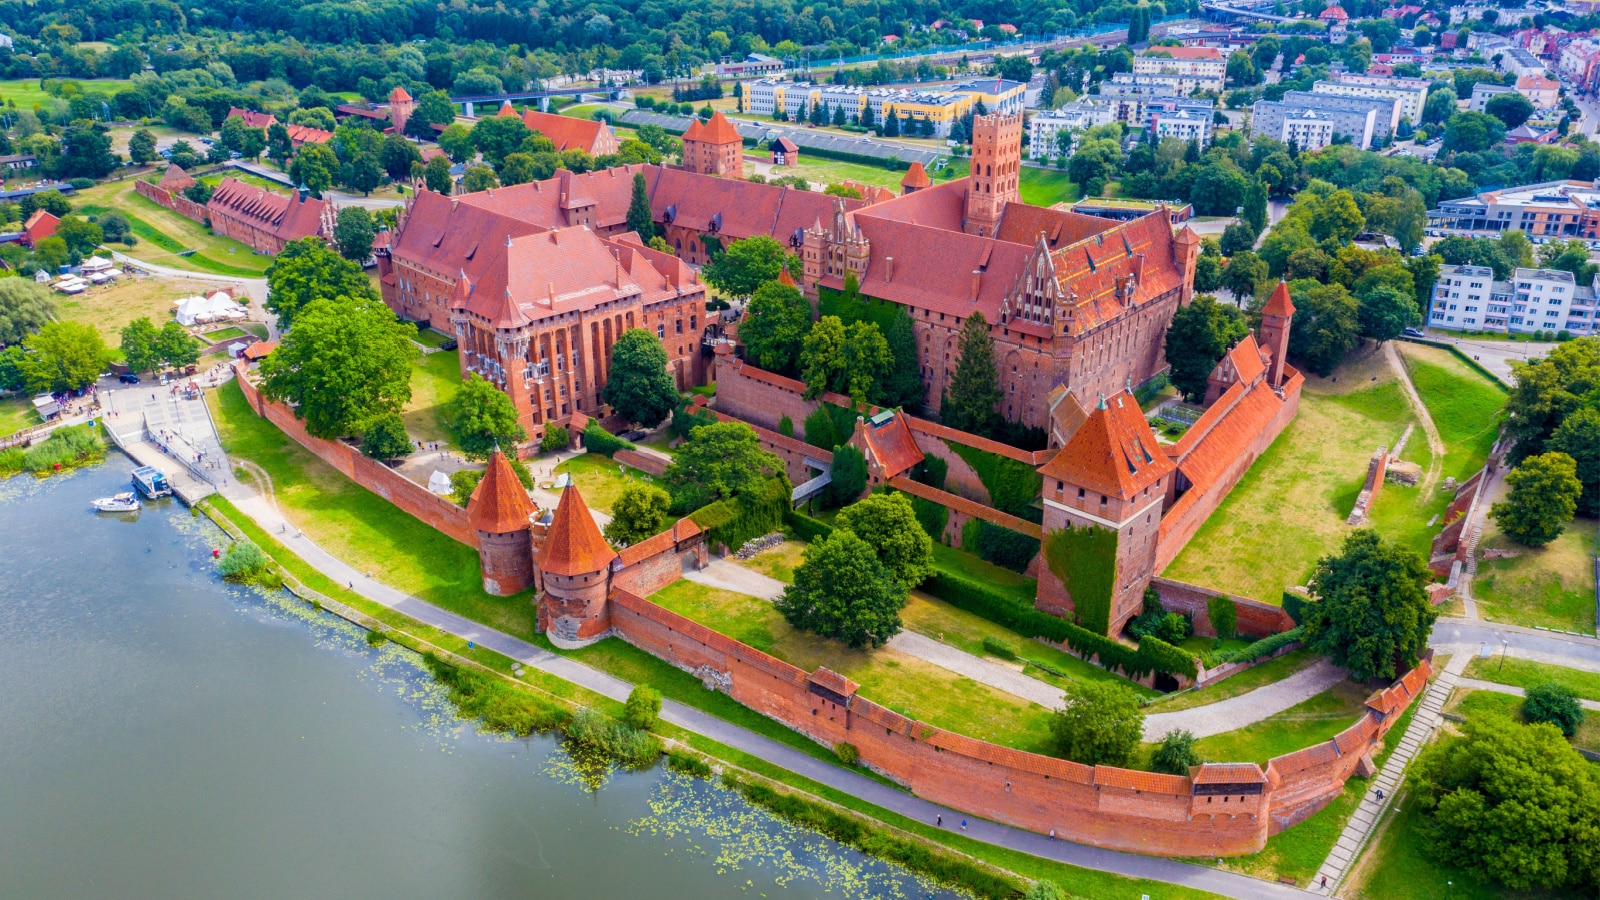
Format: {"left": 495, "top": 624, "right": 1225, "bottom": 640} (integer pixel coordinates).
{"left": 1308, "top": 652, "right": 1469, "bottom": 896}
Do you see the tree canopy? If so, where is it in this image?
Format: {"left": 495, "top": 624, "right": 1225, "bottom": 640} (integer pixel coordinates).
{"left": 602, "top": 328, "right": 679, "bottom": 428}
{"left": 1165, "top": 294, "right": 1249, "bottom": 402}
{"left": 776, "top": 530, "right": 908, "bottom": 649}
{"left": 941, "top": 311, "right": 1002, "bottom": 438}
{"left": 265, "top": 237, "right": 379, "bottom": 331}
{"left": 1303, "top": 529, "right": 1435, "bottom": 682}
{"left": 665, "top": 419, "right": 784, "bottom": 511}
{"left": 702, "top": 235, "right": 786, "bottom": 298}
{"left": 445, "top": 373, "right": 527, "bottom": 460}
{"left": 834, "top": 492, "right": 933, "bottom": 589}
{"left": 739, "top": 279, "right": 810, "bottom": 375}
{"left": 0, "top": 278, "right": 59, "bottom": 346}
{"left": 1491, "top": 452, "right": 1582, "bottom": 547}
{"left": 1049, "top": 681, "right": 1144, "bottom": 767}
{"left": 259, "top": 294, "right": 420, "bottom": 439}
{"left": 14, "top": 320, "right": 107, "bottom": 393}
{"left": 603, "top": 482, "right": 673, "bottom": 546}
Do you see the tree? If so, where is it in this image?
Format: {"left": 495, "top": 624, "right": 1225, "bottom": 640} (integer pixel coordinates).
{"left": 799, "top": 315, "right": 845, "bottom": 399}
{"left": 1218, "top": 221, "right": 1258, "bottom": 257}
{"left": 803, "top": 406, "right": 839, "bottom": 449}
{"left": 470, "top": 115, "right": 531, "bottom": 167}
{"left": 1284, "top": 279, "right": 1360, "bottom": 377}
{"left": 1356, "top": 284, "right": 1419, "bottom": 344}
{"left": 266, "top": 123, "right": 293, "bottom": 167}
{"left": 1067, "top": 138, "right": 1120, "bottom": 198}
{"left": 1308, "top": 189, "right": 1366, "bottom": 243}
{"left": 1412, "top": 716, "right": 1600, "bottom": 891}
{"left": 1190, "top": 161, "right": 1249, "bottom": 217}
{"left": 603, "top": 328, "right": 678, "bottom": 428}
{"left": 1491, "top": 452, "right": 1581, "bottom": 547}
{"left": 1548, "top": 407, "right": 1600, "bottom": 517}
{"left": 539, "top": 424, "right": 570, "bottom": 454}
{"left": 825, "top": 443, "right": 868, "bottom": 508}
{"left": 626, "top": 171, "right": 655, "bottom": 241}
{"left": 665, "top": 420, "right": 784, "bottom": 512}
{"left": 496, "top": 153, "right": 537, "bottom": 186}
{"left": 1225, "top": 51, "right": 1258, "bottom": 87}
{"left": 995, "top": 55, "right": 1033, "bottom": 83}
{"left": 423, "top": 155, "right": 453, "bottom": 194}
{"left": 941, "top": 312, "right": 1002, "bottom": 437}
{"left": 0, "top": 278, "right": 59, "bottom": 345}
{"left": 1524, "top": 682, "right": 1585, "bottom": 737}
{"left": 344, "top": 153, "right": 384, "bottom": 196}
{"left": 1484, "top": 91, "right": 1535, "bottom": 130}
{"left": 379, "top": 133, "right": 421, "bottom": 181}
{"left": 128, "top": 128, "right": 157, "bottom": 165}
{"left": 445, "top": 373, "right": 528, "bottom": 459}
{"left": 333, "top": 207, "right": 376, "bottom": 264}
{"left": 258, "top": 295, "right": 420, "bottom": 440}
{"left": 604, "top": 483, "right": 673, "bottom": 545}
{"left": 740, "top": 279, "right": 810, "bottom": 374}
{"left": 1150, "top": 729, "right": 1203, "bottom": 775}
{"left": 776, "top": 530, "right": 908, "bottom": 649}
{"left": 1442, "top": 111, "right": 1506, "bottom": 154}
{"left": 265, "top": 237, "right": 378, "bottom": 330}
{"left": 624, "top": 684, "right": 662, "bottom": 731}
{"left": 288, "top": 143, "right": 337, "bottom": 197}
{"left": 835, "top": 492, "right": 933, "bottom": 589}
{"left": 804, "top": 320, "right": 892, "bottom": 407}
{"left": 461, "top": 164, "right": 499, "bottom": 193}
{"left": 1221, "top": 251, "right": 1267, "bottom": 302}
{"left": 407, "top": 91, "right": 458, "bottom": 139}
{"left": 881, "top": 309, "right": 924, "bottom": 410}
{"left": 57, "top": 124, "right": 115, "bottom": 179}
{"left": 438, "top": 123, "right": 475, "bottom": 163}
{"left": 361, "top": 412, "right": 412, "bottom": 461}
{"left": 98, "top": 211, "right": 131, "bottom": 245}
{"left": 1165, "top": 295, "right": 1250, "bottom": 402}
{"left": 1241, "top": 178, "right": 1269, "bottom": 234}
{"left": 1502, "top": 338, "right": 1600, "bottom": 460}
{"left": 1049, "top": 681, "right": 1144, "bottom": 767}
{"left": 54, "top": 216, "right": 102, "bottom": 256}
{"left": 16, "top": 321, "right": 107, "bottom": 393}
{"left": 154, "top": 320, "right": 200, "bottom": 370}
{"left": 119, "top": 317, "right": 160, "bottom": 373}
{"left": 1303, "top": 529, "right": 1436, "bottom": 682}
{"left": 702, "top": 235, "right": 785, "bottom": 298}
{"left": 1421, "top": 88, "right": 1458, "bottom": 127}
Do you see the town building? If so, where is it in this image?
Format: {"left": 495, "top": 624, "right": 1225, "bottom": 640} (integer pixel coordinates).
{"left": 770, "top": 136, "right": 799, "bottom": 166}
{"left": 1321, "top": 4, "right": 1350, "bottom": 43}
{"left": 1276, "top": 89, "right": 1399, "bottom": 137}
{"left": 1428, "top": 179, "right": 1600, "bottom": 238}
{"left": 388, "top": 86, "right": 414, "bottom": 135}
{"left": 680, "top": 112, "right": 744, "bottom": 178}
{"left": 739, "top": 79, "right": 1024, "bottom": 136}
{"left": 1515, "top": 73, "right": 1561, "bottom": 107}
{"left": 714, "top": 53, "right": 785, "bottom": 77}
{"left": 1027, "top": 101, "right": 1116, "bottom": 159}
{"left": 226, "top": 107, "right": 277, "bottom": 130}
{"left": 1250, "top": 99, "right": 1380, "bottom": 151}
{"left": 1469, "top": 81, "right": 1516, "bottom": 111}
{"left": 1500, "top": 47, "right": 1548, "bottom": 78}
{"left": 1097, "top": 79, "right": 1217, "bottom": 134}
{"left": 1311, "top": 74, "right": 1431, "bottom": 125}
{"left": 495, "top": 102, "right": 620, "bottom": 157}
{"left": 21, "top": 209, "right": 56, "bottom": 248}
{"left": 1152, "top": 104, "right": 1214, "bottom": 146}
{"left": 206, "top": 179, "right": 335, "bottom": 254}
{"left": 1132, "top": 47, "right": 1227, "bottom": 95}
{"left": 1071, "top": 198, "right": 1195, "bottom": 224}
{"left": 1427, "top": 263, "right": 1598, "bottom": 335}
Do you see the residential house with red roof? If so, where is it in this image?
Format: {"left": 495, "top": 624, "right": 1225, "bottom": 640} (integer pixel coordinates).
{"left": 21, "top": 209, "right": 57, "bottom": 248}
{"left": 226, "top": 107, "right": 278, "bottom": 130}
{"left": 497, "top": 103, "right": 620, "bottom": 157}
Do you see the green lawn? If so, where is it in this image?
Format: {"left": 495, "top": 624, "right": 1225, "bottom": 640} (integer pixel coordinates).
{"left": 553, "top": 452, "right": 667, "bottom": 513}
{"left": 930, "top": 540, "right": 1038, "bottom": 602}
{"left": 206, "top": 379, "right": 536, "bottom": 640}
{"left": 1463, "top": 656, "right": 1600, "bottom": 702}
{"left": 0, "top": 77, "right": 131, "bottom": 109}
{"left": 648, "top": 578, "right": 1060, "bottom": 753}
{"left": 1159, "top": 680, "right": 1372, "bottom": 767}
{"left": 76, "top": 180, "right": 273, "bottom": 276}
{"left": 199, "top": 170, "right": 287, "bottom": 193}
{"left": 1145, "top": 648, "right": 1322, "bottom": 713}
{"left": 1395, "top": 342, "right": 1507, "bottom": 484}
{"left": 1018, "top": 165, "right": 1081, "bottom": 207}
{"left": 1473, "top": 518, "right": 1598, "bottom": 634}
{"left": 401, "top": 350, "right": 461, "bottom": 448}
{"left": 0, "top": 394, "right": 40, "bottom": 434}
{"left": 759, "top": 155, "right": 962, "bottom": 191}
{"left": 413, "top": 328, "right": 455, "bottom": 349}
{"left": 203, "top": 326, "right": 250, "bottom": 342}
{"left": 1165, "top": 348, "right": 1418, "bottom": 602}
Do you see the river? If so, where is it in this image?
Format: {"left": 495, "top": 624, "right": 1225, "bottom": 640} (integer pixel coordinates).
{"left": 0, "top": 460, "right": 956, "bottom": 899}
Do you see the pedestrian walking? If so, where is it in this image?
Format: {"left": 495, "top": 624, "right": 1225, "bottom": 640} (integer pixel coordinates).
{"left": 960, "top": 819, "right": 967, "bottom": 831}
{"left": 935, "top": 815, "right": 941, "bottom": 827}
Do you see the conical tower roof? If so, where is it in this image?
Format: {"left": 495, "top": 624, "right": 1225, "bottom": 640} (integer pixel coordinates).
{"left": 467, "top": 450, "right": 535, "bottom": 533}
{"left": 497, "top": 100, "right": 517, "bottom": 117}
{"left": 901, "top": 161, "right": 931, "bottom": 189}
{"left": 1262, "top": 279, "right": 1296, "bottom": 318}
{"left": 1038, "top": 391, "right": 1174, "bottom": 501}
{"left": 778, "top": 267, "right": 797, "bottom": 287}
{"left": 539, "top": 484, "right": 617, "bottom": 576}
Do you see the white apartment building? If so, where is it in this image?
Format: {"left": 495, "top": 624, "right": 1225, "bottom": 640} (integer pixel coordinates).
{"left": 1152, "top": 106, "right": 1212, "bottom": 146}
{"left": 1429, "top": 264, "right": 1598, "bottom": 335}
{"left": 1429, "top": 264, "right": 1503, "bottom": 330}
{"left": 1311, "top": 74, "right": 1431, "bottom": 125}
{"left": 1273, "top": 106, "right": 1375, "bottom": 152}
{"left": 1132, "top": 47, "right": 1226, "bottom": 95}
{"left": 1027, "top": 101, "right": 1116, "bottom": 158}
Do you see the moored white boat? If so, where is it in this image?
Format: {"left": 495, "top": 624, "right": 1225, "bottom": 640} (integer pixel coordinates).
{"left": 92, "top": 492, "right": 141, "bottom": 513}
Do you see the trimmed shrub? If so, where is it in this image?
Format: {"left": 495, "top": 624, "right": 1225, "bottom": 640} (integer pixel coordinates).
{"left": 969, "top": 519, "right": 1040, "bottom": 571}
{"left": 1282, "top": 590, "right": 1314, "bottom": 625}
{"left": 785, "top": 508, "right": 834, "bottom": 542}
{"left": 981, "top": 635, "right": 1017, "bottom": 659}
{"left": 218, "top": 540, "right": 276, "bottom": 585}
{"left": 539, "top": 424, "right": 570, "bottom": 453}
{"left": 778, "top": 414, "right": 794, "bottom": 437}
{"left": 1202, "top": 626, "right": 1303, "bottom": 668}
{"left": 1208, "top": 596, "right": 1238, "bottom": 641}
{"left": 583, "top": 420, "right": 635, "bottom": 457}
{"left": 802, "top": 406, "right": 838, "bottom": 449}
{"left": 623, "top": 684, "right": 662, "bottom": 731}
{"left": 1523, "top": 682, "right": 1584, "bottom": 737}
{"left": 833, "top": 742, "right": 859, "bottom": 766}
{"left": 1150, "top": 728, "right": 1203, "bottom": 775}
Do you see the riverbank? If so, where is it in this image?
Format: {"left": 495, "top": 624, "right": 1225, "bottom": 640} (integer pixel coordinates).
{"left": 196, "top": 494, "right": 1226, "bottom": 900}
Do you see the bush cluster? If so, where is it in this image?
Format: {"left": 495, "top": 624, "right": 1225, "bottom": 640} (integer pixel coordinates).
{"left": 0, "top": 424, "right": 105, "bottom": 477}
{"left": 583, "top": 420, "right": 635, "bottom": 457}
{"left": 565, "top": 708, "right": 662, "bottom": 770}
{"left": 424, "top": 654, "right": 570, "bottom": 738}
{"left": 217, "top": 540, "right": 280, "bottom": 587}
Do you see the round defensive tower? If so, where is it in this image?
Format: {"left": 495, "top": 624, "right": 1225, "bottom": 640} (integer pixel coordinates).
{"left": 535, "top": 483, "right": 618, "bottom": 647}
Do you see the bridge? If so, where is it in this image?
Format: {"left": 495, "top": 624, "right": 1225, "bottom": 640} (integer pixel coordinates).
{"left": 1200, "top": 0, "right": 1301, "bottom": 24}
{"left": 448, "top": 85, "right": 629, "bottom": 116}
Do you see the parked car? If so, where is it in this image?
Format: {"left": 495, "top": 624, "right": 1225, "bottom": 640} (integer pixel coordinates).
{"left": 118, "top": 373, "right": 141, "bottom": 384}
{"left": 1404, "top": 327, "right": 1426, "bottom": 338}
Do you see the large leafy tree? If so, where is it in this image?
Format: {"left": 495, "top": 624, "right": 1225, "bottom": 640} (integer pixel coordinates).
{"left": 776, "top": 530, "right": 908, "bottom": 649}
{"left": 1503, "top": 338, "right": 1600, "bottom": 461}
{"left": 265, "top": 237, "right": 379, "bottom": 331}
{"left": 119, "top": 317, "right": 160, "bottom": 373}
{"left": 1412, "top": 716, "right": 1600, "bottom": 891}
{"left": 1049, "top": 681, "right": 1144, "bottom": 767}
{"left": 799, "top": 315, "right": 845, "bottom": 398}
{"left": 835, "top": 492, "right": 933, "bottom": 589}
{"left": 881, "top": 308, "right": 924, "bottom": 410}
{"left": 154, "top": 320, "right": 200, "bottom": 370}
{"left": 259, "top": 295, "right": 420, "bottom": 439}
{"left": 665, "top": 419, "right": 784, "bottom": 510}
{"left": 470, "top": 115, "right": 530, "bottom": 167}
{"left": 1164, "top": 294, "right": 1249, "bottom": 402}
{"left": 1484, "top": 91, "right": 1535, "bottom": 130}
{"left": 740, "top": 279, "right": 810, "bottom": 375}
{"left": 406, "top": 91, "right": 458, "bottom": 139}
{"left": 288, "top": 143, "right": 337, "bottom": 197}
{"left": 1548, "top": 407, "right": 1600, "bottom": 517}
{"left": 1442, "top": 111, "right": 1506, "bottom": 153}
{"left": 1282, "top": 278, "right": 1360, "bottom": 377}
{"left": 361, "top": 412, "right": 412, "bottom": 461}
{"left": 445, "top": 373, "right": 528, "bottom": 459}
{"left": 702, "top": 235, "right": 785, "bottom": 298}
{"left": 602, "top": 328, "right": 678, "bottom": 428}
{"left": 1491, "top": 452, "right": 1581, "bottom": 547}
{"left": 333, "top": 206, "right": 376, "bottom": 264}
{"left": 378, "top": 132, "right": 421, "bottom": 181}
{"left": 1303, "top": 529, "right": 1436, "bottom": 682}
{"left": 1221, "top": 250, "right": 1267, "bottom": 303}
{"left": 603, "top": 483, "right": 673, "bottom": 546}
{"left": 800, "top": 317, "right": 892, "bottom": 407}
{"left": 0, "top": 278, "right": 59, "bottom": 345}
{"left": 625, "top": 171, "right": 655, "bottom": 241}
{"left": 16, "top": 321, "right": 107, "bottom": 393}
{"left": 1355, "top": 284, "right": 1419, "bottom": 344}
{"left": 1308, "top": 189, "right": 1366, "bottom": 243}
{"left": 423, "top": 155, "right": 453, "bottom": 195}
{"left": 941, "top": 311, "right": 1002, "bottom": 437}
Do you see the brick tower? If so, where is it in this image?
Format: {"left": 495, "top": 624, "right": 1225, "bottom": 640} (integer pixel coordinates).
{"left": 1036, "top": 391, "right": 1175, "bottom": 635}
{"left": 388, "top": 86, "right": 415, "bottom": 135}
{"left": 466, "top": 449, "right": 537, "bottom": 595}
{"left": 681, "top": 112, "right": 744, "bottom": 178}
{"left": 1259, "top": 280, "right": 1296, "bottom": 390}
{"left": 900, "top": 161, "right": 931, "bottom": 196}
{"left": 1173, "top": 223, "right": 1201, "bottom": 305}
{"left": 535, "top": 484, "right": 618, "bottom": 647}
{"left": 964, "top": 112, "right": 1022, "bottom": 238}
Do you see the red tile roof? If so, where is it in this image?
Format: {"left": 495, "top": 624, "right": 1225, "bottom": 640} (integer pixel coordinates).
{"left": 389, "top": 86, "right": 413, "bottom": 103}
{"left": 856, "top": 411, "right": 924, "bottom": 479}
{"left": 808, "top": 667, "right": 859, "bottom": 697}
{"left": 158, "top": 164, "right": 196, "bottom": 191}
{"left": 1048, "top": 214, "right": 1184, "bottom": 336}
{"left": 285, "top": 123, "right": 333, "bottom": 145}
{"left": 241, "top": 340, "right": 278, "bottom": 361}
{"left": 1038, "top": 391, "right": 1174, "bottom": 500}
{"left": 22, "top": 209, "right": 56, "bottom": 246}
{"left": 207, "top": 177, "right": 328, "bottom": 244}
{"left": 900, "top": 162, "right": 931, "bottom": 190}
{"left": 467, "top": 450, "right": 535, "bottom": 533}
{"left": 1262, "top": 280, "right": 1295, "bottom": 318}
{"left": 683, "top": 111, "right": 742, "bottom": 145}
{"left": 520, "top": 109, "right": 618, "bottom": 156}
{"left": 1094, "top": 766, "right": 1190, "bottom": 795}
{"left": 227, "top": 107, "right": 278, "bottom": 130}
{"left": 1191, "top": 762, "right": 1267, "bottom": 785}
{"left": 457, "top": 163, "right": 649, "bottom": 231}
{"left": 1321, "top": 5, "right": 1348, "bottom": 20}
{"left": 539, "top": 484, "right": 616, "bottom": 576}
{"left": 994, "top": 203, "right": 1117, "bottom": 251}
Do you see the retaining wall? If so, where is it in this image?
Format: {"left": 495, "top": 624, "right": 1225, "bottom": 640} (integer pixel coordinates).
{"left": 1150, "top": 576, "right": 1296, "bottom": 639}
{"left": 233, "top": 364, "right": 475, "bottom": 546}
{"left": 135, "top": 178, "right": 209, "bottom": 222}
{"left": 613, "top": 448, "right": 670, "bottom": 478}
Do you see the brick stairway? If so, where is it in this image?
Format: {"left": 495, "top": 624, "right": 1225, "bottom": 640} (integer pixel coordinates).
{"left": 1309, "top": 653, "right": 1468, "bottom": 896}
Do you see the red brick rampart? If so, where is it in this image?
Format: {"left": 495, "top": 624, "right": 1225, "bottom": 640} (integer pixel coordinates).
{"left": 613, "top": 448, "right": 671, "bottom": 478}
{"left": 135, "top": 178, "right": 209, "bottom": 223}
{"left": 607, "top": 584, "right": 1432, "bottom": 857}
{"left": 1150, "top": 576, "right": 1296, "bottom": 639}
{"left": 233, "top": 364, "right": 475, "bottom": 546}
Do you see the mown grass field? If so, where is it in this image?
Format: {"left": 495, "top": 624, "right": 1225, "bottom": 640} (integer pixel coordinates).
{"left": 1463, "top": 655, "right": 1600, "bottom": 701}
{"left": 1474, "top": 518, "right": 1598, "bottom": 634}
{"left": 76, "top": 179, "right": 273, "bottom": 276}
{"left": 0, "top": 394, "right": 39, "bottom": 434}
{"left": 1168, "top": 679, "right": 1372, "bottom": 766}
{"left": 54, "top": 275, "right": 216, "bottom": 356}
{"left": 400, "top": 350, "right": 461, "bottom": 449}
{"left": 1395, "top": 342, "right": 1507, "bottom": 483}
{"left": 0, "top": 77, "right": 132, "bottom": 109}
{"left": 553, "top": 453, "right": 667, "bottom": 513}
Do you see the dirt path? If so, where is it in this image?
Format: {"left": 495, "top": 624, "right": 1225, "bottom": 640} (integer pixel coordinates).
{"left": 1385, "top": 341, "right": 1445, "bottom": 493}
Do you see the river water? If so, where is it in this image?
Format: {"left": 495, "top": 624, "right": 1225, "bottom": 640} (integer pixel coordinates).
{"left": 0, "top": 461, "right": 956, "bottom": 900}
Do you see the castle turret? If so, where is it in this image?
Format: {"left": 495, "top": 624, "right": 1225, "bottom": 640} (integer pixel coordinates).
{"left": 900, "top": 161, "right": 931, "bottom": 196}
{"left": 466, "top": 450, "right": 537, "bottom": 595}
{"left": 681, "top": 112, "right": 744, "bottom": 179}
{"left": 388, "top": 86, "right": 415, "bottom": 135}
{"left": 964, "top": 112, "right": 1022, "bottom": 238}
{"left": 1173, "top": 224, "right": 1201, "bottom": 305}
{"left": 536, "top": 484, "right": 618, "bottom": 647}
{"left": 1259, "top": 280, "right": 1295, "bottom": 391}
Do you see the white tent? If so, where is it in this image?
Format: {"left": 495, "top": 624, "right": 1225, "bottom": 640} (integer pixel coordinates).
{"left": 174, "top": 293, "right": 247, "bottom": 326}
{"left": 79, "top": 257, "right": 114, "bottom": 273}
{"left": 428, "top": 471, "right": 453, "bottom": 495}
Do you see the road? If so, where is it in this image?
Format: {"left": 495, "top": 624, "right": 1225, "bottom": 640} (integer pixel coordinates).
{"left": 1411, "top": 332, "right": 1554, "bottom": 383}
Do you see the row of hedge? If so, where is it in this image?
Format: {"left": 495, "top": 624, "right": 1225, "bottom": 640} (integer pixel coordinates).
{"left": 1202, "top": 626, "right": 1305, "bottom": 670}
{"left": 692, "top": 476, "right": 790, "bottom": 550}
{"left": 923, "top": 570, "right": 1197, "bottom": 680}
{"left": 583, "top": 420, "right": 635, "bottom": 458}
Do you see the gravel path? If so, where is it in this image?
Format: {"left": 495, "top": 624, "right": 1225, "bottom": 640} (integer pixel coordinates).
{"left": 887, "top": 631, "right": 1066, "bottom": 709}
{"left": 1141, "top": 660, "right": 1348, "bottom": 741}
{"left": 1386, "top": 341, "right": 1445, "bottom": 493}
{"left": 683, "top": 558, "right": 785, "bottom": 600}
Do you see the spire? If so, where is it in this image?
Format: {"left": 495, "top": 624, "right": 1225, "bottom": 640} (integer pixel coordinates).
{"left": 1174, "top": 223, "right": 1201, "bottom": 246}
{"left": 466, "top": 450, "right": 534, "bottom": 534}
{"left": 1262, "top": 278, "right": 1295, "bottom": 318}
{"left": 900, "top": 161, "right": 931, "bottom": 193}
{"left": 538, "top": 484, "right": 617, "bottom": 577}
{"left": 449, "top": 270, "right": 472, "bottom": 310}
{"left": 778, "top": 267, "right": 797, "bottom": 288}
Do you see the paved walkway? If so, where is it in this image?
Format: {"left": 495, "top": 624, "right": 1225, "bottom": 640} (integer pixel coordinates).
{"left": 209, "top": 476, "right": 1309, "bottom": 900}
{"left": 1309, "top": 652, "right": 1469, "bottom": 896}
{"left": 1456, "top": 677, "right": 1600, "bottom": 711}
{"left": 1142, "top": 660, "right": 1348, "bottom": 741}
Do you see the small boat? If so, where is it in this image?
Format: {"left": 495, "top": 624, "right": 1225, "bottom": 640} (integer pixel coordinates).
{"left": 92, "top": 492, "right": 141, "bottom": 513}
{"left": 132, "top": 466, "right": 172, "bottom": 499}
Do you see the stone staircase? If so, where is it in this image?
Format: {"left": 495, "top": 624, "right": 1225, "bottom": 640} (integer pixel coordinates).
{"left": 1309, "top": 653, "right": 1468, "bottom": 896}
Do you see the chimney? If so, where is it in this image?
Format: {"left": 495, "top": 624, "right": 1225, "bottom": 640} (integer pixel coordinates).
{"left": 970, "top": 270, "right": 982, "bottom": 302}
{"left": 547, "top": 282, "right": 556, "bottom": 304}
{"left": 884, "top": 256, "right": 894, "bottom": 282}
